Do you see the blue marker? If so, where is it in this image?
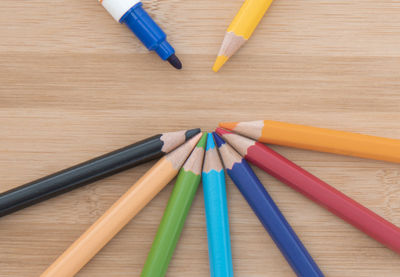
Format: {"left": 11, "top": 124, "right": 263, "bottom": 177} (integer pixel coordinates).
{"left": 202, "top": 133, "right": 233, "bottom": 277}
{"left": 100, "top": 0, "right": 182, "bottom": 69}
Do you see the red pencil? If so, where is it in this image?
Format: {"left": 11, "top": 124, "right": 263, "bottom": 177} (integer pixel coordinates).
{"left": 216, "top": 127, "right": 400, "bottom": 254}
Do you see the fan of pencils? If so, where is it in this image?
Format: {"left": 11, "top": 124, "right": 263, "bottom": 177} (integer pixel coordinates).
{"left": 1, "top": 120, "right": 400, "bottom": 276}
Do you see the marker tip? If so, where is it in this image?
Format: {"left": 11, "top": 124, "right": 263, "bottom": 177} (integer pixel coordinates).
{"left": 167, "top": 54, "right": 182, "bottom": 70}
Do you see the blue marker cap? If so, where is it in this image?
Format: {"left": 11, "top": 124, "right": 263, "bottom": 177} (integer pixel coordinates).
{"left": 120, "top": 3, "right": 181, "bottom": 68}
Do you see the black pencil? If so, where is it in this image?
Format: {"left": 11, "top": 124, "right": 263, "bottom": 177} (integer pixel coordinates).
{"left": 0, "top": 128, "right": 201, "bottom": 217}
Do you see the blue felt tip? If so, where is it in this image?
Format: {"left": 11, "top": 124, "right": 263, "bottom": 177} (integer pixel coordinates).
{"left": 212, "top": 132, "right": 226, "bottom": 147}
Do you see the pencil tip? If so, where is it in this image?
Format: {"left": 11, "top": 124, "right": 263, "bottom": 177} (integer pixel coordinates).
{"left": 185, "top": 128, "right": 201, "bottom": 140}
{"left": 206, "top": 133, "right": 215, "bottom": 150}
{"left": 167, "top": 54, "right": 182, "bottom": 69}
{"left": 197, "top": 133, "right": 208, "bottom": 149}
{"left": 215, "top": 128, "right": 232, "bottom": 136}
{"left": 212, "top": 56, "right": 229, "bottom": 72}
{"left": 212, "top": 132, "right": 225, "bottom": 147}
{"left": 219, "top": 122, "right": 238, "bottom": 130}
{"left": 187, "top": 133, "right": 203, "bottom": 148}
{"left": 166, "top": 132, "right": 202, "bottom": 169}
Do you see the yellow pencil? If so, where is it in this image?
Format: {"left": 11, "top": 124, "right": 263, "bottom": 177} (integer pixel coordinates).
{"left": 213, "top": 0, "right": 274, "bottom": 72}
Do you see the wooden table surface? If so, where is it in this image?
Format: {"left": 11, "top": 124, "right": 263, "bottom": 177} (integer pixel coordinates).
{"left": 1, "top": 0, "right": 400, "bottom": 276}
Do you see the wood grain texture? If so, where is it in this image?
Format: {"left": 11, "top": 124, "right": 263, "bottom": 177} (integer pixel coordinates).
{"left": 0, "top": 0, "right": 399, "bottom": 276}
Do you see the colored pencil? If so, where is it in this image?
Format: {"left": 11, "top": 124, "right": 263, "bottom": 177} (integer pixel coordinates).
{"left": 216, "top": 128, "right": 400, "bottom": 254}
{"left": 202, "top": 133, "right": 234, "bottom": 277}
{"left": 141, "top": 133, "right": 207, "bottom": 277}
{"left": 40, "top": 133, "right": 202, "bottom": 277}
{"left": 213, "top": 0, "right": 274, "bottom": 72}
{"left": 213, "top": 133, "right": 324, "bottom": 277}
{"left": 100, "top": 0, "right": 182, "bottom": 69}
{"left": 219, "top": 120, "right": 400, "bottom": 163}
{"left": 0, "top": 128, "right": 200, "bottom": 217}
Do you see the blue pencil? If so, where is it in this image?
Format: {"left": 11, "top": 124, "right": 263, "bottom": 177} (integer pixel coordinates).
{"left": 202, "top": 133, "right": 234, "bottom": 277}
{"left": 213, "top": 133, "right": 324, "bottom": 277}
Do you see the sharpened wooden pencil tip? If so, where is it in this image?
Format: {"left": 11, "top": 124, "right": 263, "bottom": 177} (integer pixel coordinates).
{"left": 212, "top": 56, "right": 229, "bottom": 72}
{"left": 215, "top": 127, "right": 232, "bottom": 136}
{"left": 219, "top": 122, "right": 238, "bottom": 130}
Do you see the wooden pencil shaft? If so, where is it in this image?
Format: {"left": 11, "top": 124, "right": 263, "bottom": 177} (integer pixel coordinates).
{"left": 227, "top": 0, "right": 274, "bottom": 39}
{"left": 202, "top": 170, "right": 234, "bottom": 277}
{"left": 203, "top": 133, "right": 233, "bottom": 277}
{"left": 0, "top": 135, "right": 161, "bottom": 217}
{"left": 40, "top": 158, "right": 177, "bottom": 277}
{"left": 226, "top": 161, "right": 324, "bottom": 277}
{"left": 0, "top": 129, "right": 200, "bottom": 217}
{"left": 141, "top": 134, "right": 206, "bottom": 277}
{"left": 141, "top": 171, "right": 201, "bottom": 277}
{"left": 247, "top": 142, "right": 400, "bottom": 254}
{"left": 41, "top": 133, "right": 202, "bottom": 277}
{"left": 214, "top": 133, "right": 323, "bottom": 276}
{"left": 217, "top": 129, "right": 400, "bottom": 254}
{"left": 222, "top": 120, "right": 400, "bottom": 163}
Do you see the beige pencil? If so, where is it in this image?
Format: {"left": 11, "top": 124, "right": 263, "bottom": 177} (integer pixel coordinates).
{"left": 41, "top": 133, "right": 202, "bottom": 277}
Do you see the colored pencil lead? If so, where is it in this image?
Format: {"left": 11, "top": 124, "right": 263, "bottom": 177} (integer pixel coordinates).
{"left": 212, "top": 56, "right": 229, "bottom": 72}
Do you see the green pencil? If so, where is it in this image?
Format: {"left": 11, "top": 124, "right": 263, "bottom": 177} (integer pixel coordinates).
{"left": 141, "top": 133, "right": 207, "bottom": 277}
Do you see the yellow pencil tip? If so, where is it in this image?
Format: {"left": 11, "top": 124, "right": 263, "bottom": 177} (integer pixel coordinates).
{"left": 219, "top": 122, "right": 238, "bottom": 130}
{"left": 212, "top": 56, "right": 229, "bottom": 72}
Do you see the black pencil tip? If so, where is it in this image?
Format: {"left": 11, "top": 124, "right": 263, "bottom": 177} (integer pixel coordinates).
{"left": 185, "top": 128, "right": 201, "bottom": 140}
{"left": 167, "top": 54, "right": 182, "bottom": 70}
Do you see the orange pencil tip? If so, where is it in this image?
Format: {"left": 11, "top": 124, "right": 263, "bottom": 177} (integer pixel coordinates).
{"left": 218, "top": 122, "right": 238, "bottom": 130}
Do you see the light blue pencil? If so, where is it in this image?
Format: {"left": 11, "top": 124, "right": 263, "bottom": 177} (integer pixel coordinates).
{"left": 202, "top": 133, "right": 233, "bottom": 277}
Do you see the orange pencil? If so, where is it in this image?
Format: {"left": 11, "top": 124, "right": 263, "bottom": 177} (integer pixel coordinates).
{"left": 219, "top": 120, "right": 400, "bottom": 163}
{"left": 41, "top": 133, "right": 202, "bottom": 277}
